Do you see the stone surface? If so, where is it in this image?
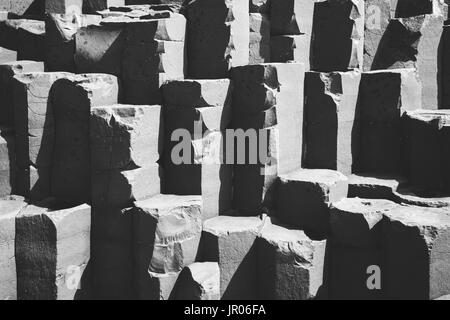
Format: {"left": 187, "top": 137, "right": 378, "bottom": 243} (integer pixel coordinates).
{"left": 348, "top": 174, "right": 404, "bottom": 200}
{"left": 0, "top": 61, "right": 44, "bottom": 127}
{"left": 16, "top": 202, "right": 91, "bottom": 300}
{"left": 0, "top": 197, "right": 27, "bottom": 300}
{"left": 201, "top": 215, "right": 264, "bottom": 299}
{"left": 270, "top": 35, "right": 310, "bottom": 69}
{"left": 45, "top": 0, "right": 83, "bottom": 14}
{"left": 51, "top": 74, "right": 119, "bottom": 205}
{"left": 249, "top": 13, "right": 270, "bottom": 65}
{"left": 404, "top": 110, "right": 450, "bottom": 194}
{"left": 372, "top": 14, "right": 444, "bottom": 109}
{"left": 257, "top": 218, "right": 327, "bottom": 300}
{"left": 271, "top": 0, "right": 315, "bottom": 37}
{"left": 184, "top": 0, "right": 249, "bottom": 78}
{"left": 0, "top": 128, "right": 15, "bottom": 197}
{"left": 311, "top": 0, "right": 364, "bottom": 72}
{"left": 131, "top": 194, "right": 202, "bottom": 299}
{"left": 304, "top": 71, "right": 361, "bottom": 175}
{"left": 276, "top": 169, "right": 349, "bottom": 238}
{"left": 382, "top": 205, "right": 450, "bottom": 300}
{"left": 356, "top": 69, "right": 421, "bottom": 176}
{"left": 174, "top": 262, "right": 220, "bottom": 300}
{"left": 90, "top": 104, "right": 163, "bottom": 170}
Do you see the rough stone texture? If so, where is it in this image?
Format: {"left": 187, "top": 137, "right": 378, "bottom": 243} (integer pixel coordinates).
{"left": 201, "top": 215, "right": 263, "bottom": 299}
{"left": 174, "top": 262, "right": 220, "bottom": 300}
{"left": 45, "top": 13, "right": 102, "bottom": 72}
{"left": 276, "top": 169, "right": 349, "bottom": 238}
{"left": 184, "top": 0, "right": 249, "bottom": 79}
{"left": 250, "top": 0, "right": 269, "bottom": 14}
{"left": 271, "top": 0, "right": 314, "bottom": 37}
{"left": 0, "top": 47, "right": 17, "bottom": 63}
{"left": 90, "top": 205, "right": 134, "bottom": 300}
{"left": 0, "top": 197, "right": 27, "bottom": 300}
{"left": 16, "top": 202, "right": 91, "bottom": 300}
{"left": 311, "top": 0, "right": 364, "bottom": 72}
{"left": 83, "top": 0, "right": 126, "bottom": 13}
{"left": 372, "top": 14, "right": 444, "bottom": 109}
{"left": 0, "top": 128, "right": 15, "bottom": 197}
{"left": 13, "top": 72, "right": 73, "bottom": 201}
{"left": 0, "top": 0, "right": 43, "bottom": 16}
{"left": 162, "top": 79, "right": 233, "bottom": 219}
{"left": 131, "top": 194, "right": 202, "bottom": 300}
{"left": 348, "top": 174, "right": 404, "bottom": 200}
{"left": 257, "top": 218, "right": 327, "bottom": 300}
{"left": 382, "top": 205, "right": 450, "bottom": 300}
{"left": 0, "top": 61, "right": 44, "bottom": 127}
{"left": 356, "top": 69, "right": 422, "bottom": 176}
{"left": 304, "top": 71, "right": 361, "bottom": 175}
{"left": 92, "top": 163, "right": 161, "bottom": 208}
{"left": 363, "top": 0, "right": 392, "bottom": 71}
{"left": 270, "top": 35, "right": 310, "bottom": 69}
{"left": 249, "top": 13, "right": 270, "bottom": 65}
{"left": 45, "top": 0, "right": 83, "bottom": 14}
{"left": 391, "top": 0, "right": 448, "bottom": 18}
{"left": 404, "top": 110, "right": 450, "bottom": 194}
{"left": 90, "top": 104, "right": 162, "bottom": 170}
{"left": 51, "top": 74, "right": 119, "bottom": 205}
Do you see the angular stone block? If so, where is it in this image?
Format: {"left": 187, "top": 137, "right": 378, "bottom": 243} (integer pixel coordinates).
{"left": 311, "top": 0, "right": 364, "bottom": 72}
{"left": 391, "top": 0, "right": 447, "bottom": 18}
{"left": 45, "top": 13, "right": 102, "bottom": 72}
{"left": 201, "top": 216, "right": 264, "bottom": 299}
{"left": 15, "top": 165, "right": 51, "bottom": 201}
{"left": 348, "top": 174, "right": 404, "bottom": 200}
{"left": 382, "top": 205, "right": 450, "bottom": 300}
{"left": 184, "top": 0, "right": 249, "bottom": 78}
{"left": 0, "top": 197, "right": 27, "bottom": 300}
{"left": 0, "top": 61, "right": 44, "bottom": 127}
{"left": 0, "top": 128, "right": 15, "bottom": 197}
{"left": 271, "top": 0, "right": 315, "bottom": 37}
{"left": 83, "top": 0, "right": 126, "bottom": 13}
{"left": 372, "top": 14, "right": 444, "bottom": 109}
{"left": 304, "top": 71, "right": 361, "bottom": 175}
{"left": 250, "top": 0, "right": 269, "bottom": 14}
{"left": 356, "top": 69, "right": 421, "bottom": 175}
{"left": 330, "top": 198, "right": 398, "bottom": 249}
{"left": 174, "top": 262, "right": 220, "bottom": 300}
{"left": 51, "top": 74, "right": 119, "bottom": 205}
{"left": 0, "top": 0, "right": 43, "bottom": 15}
{"left": 276, "top": 169, "right": 349, "bottom": 238}
{"left": 0, "top": 47, "right": 17, "bottom": 63}
{"left": 162, "top": 79, "right": 232, "bottom": 109}
{"left": 232, "top": 63, "right": 305, "bottom": 175}
{"left": 404, "top": 110, "right": 450, "bottom": 194}
{"left": 363, "top": 0, "right": 392, "bottom": 71}
{"left": 270, "top": 35, "right": 310, "bottom": 69}
{"left": 257, "top": 219, "right": 327, "bottom": 300}
{"left": 15, "top": 19, "right": 46, "bottom": 62}
{"left": 131, "top": 194, "right": 202, "bottom": 299}
{"left": 90, "top": 104, "right": 163, "bottom": 170}
{"left": 249, "top": 13, "right": 270, "bottom": 65}
{"left": 91, "top": 205, "right": 134, "bottom": 299}
{"left": 16, "top": 202, "right": 91, "bottom": 300}
{"left": 92, "top": 164, "right": 161, "bottom": 208}
{"left": 45, "top": 0, "right": 83, "bottom": 14}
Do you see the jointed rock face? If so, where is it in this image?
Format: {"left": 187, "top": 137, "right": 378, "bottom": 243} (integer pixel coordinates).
{"left": 0, "top": 0, "right": 450, "bottom": 301}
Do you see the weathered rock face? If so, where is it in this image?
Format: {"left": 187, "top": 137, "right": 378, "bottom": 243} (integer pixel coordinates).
{"left": 382, "top": 205, "right": 450, "bottom": 300}
{"left": 304, "top": 71, "right": 361, "bottom": 175}
{"left": 356, "top": 69, "right": 422, "bottom": 176}
{"left": 15, "top": 201, "right": 91, "bottom": 300}
{"left": 257, "top": 218, "right": 327, "bottom": 300}
{"left": 131, "top": 194, "right": 202, "bottom": 300}
{"left": 372, "top": 14, "right": 444, "bottom": 109}
{"left": 162, "top": 79, "right": 233, "bottom": 219}
{"left": 174, "top": 262, "right": 220, "bottom": 300}
{"left": 184, "top": 0, "right": 249, "bottom": 79}
{"left": 311, "top": 0, "right": 364, "bottom": 72}
{"left": 276, "top": 169, "right": 349, "bottom": 238}
{"left": 0, "top": 61, "right": 44, "bottom": 127}
{"left": 201, "top": 216, "right": 264, "bottom": 300}
{"left": 45, "top": 13, "right": 102, "bottom": 72}
{"left": 403, "top": 110, "right": 450, "bottom": 194}
{"left": 249, "top": 13, "right": 270, "bottom": 65}
{"left": 0, "top": 128, "right": 15, "bottom": 197}
{"left": 45, "top": 0, "right": 83, "bottom": 14}
{"left": 51, "top": 74, "right": 119, "bottom": 206}
{"left": 0, "top": 0, "right": 43, "bottom": 15}
{"left": 0, "top": 196, "right": 26, "bottom": 300}
{"left": 13, "top": 72, "right": 73, "bottom": 201}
